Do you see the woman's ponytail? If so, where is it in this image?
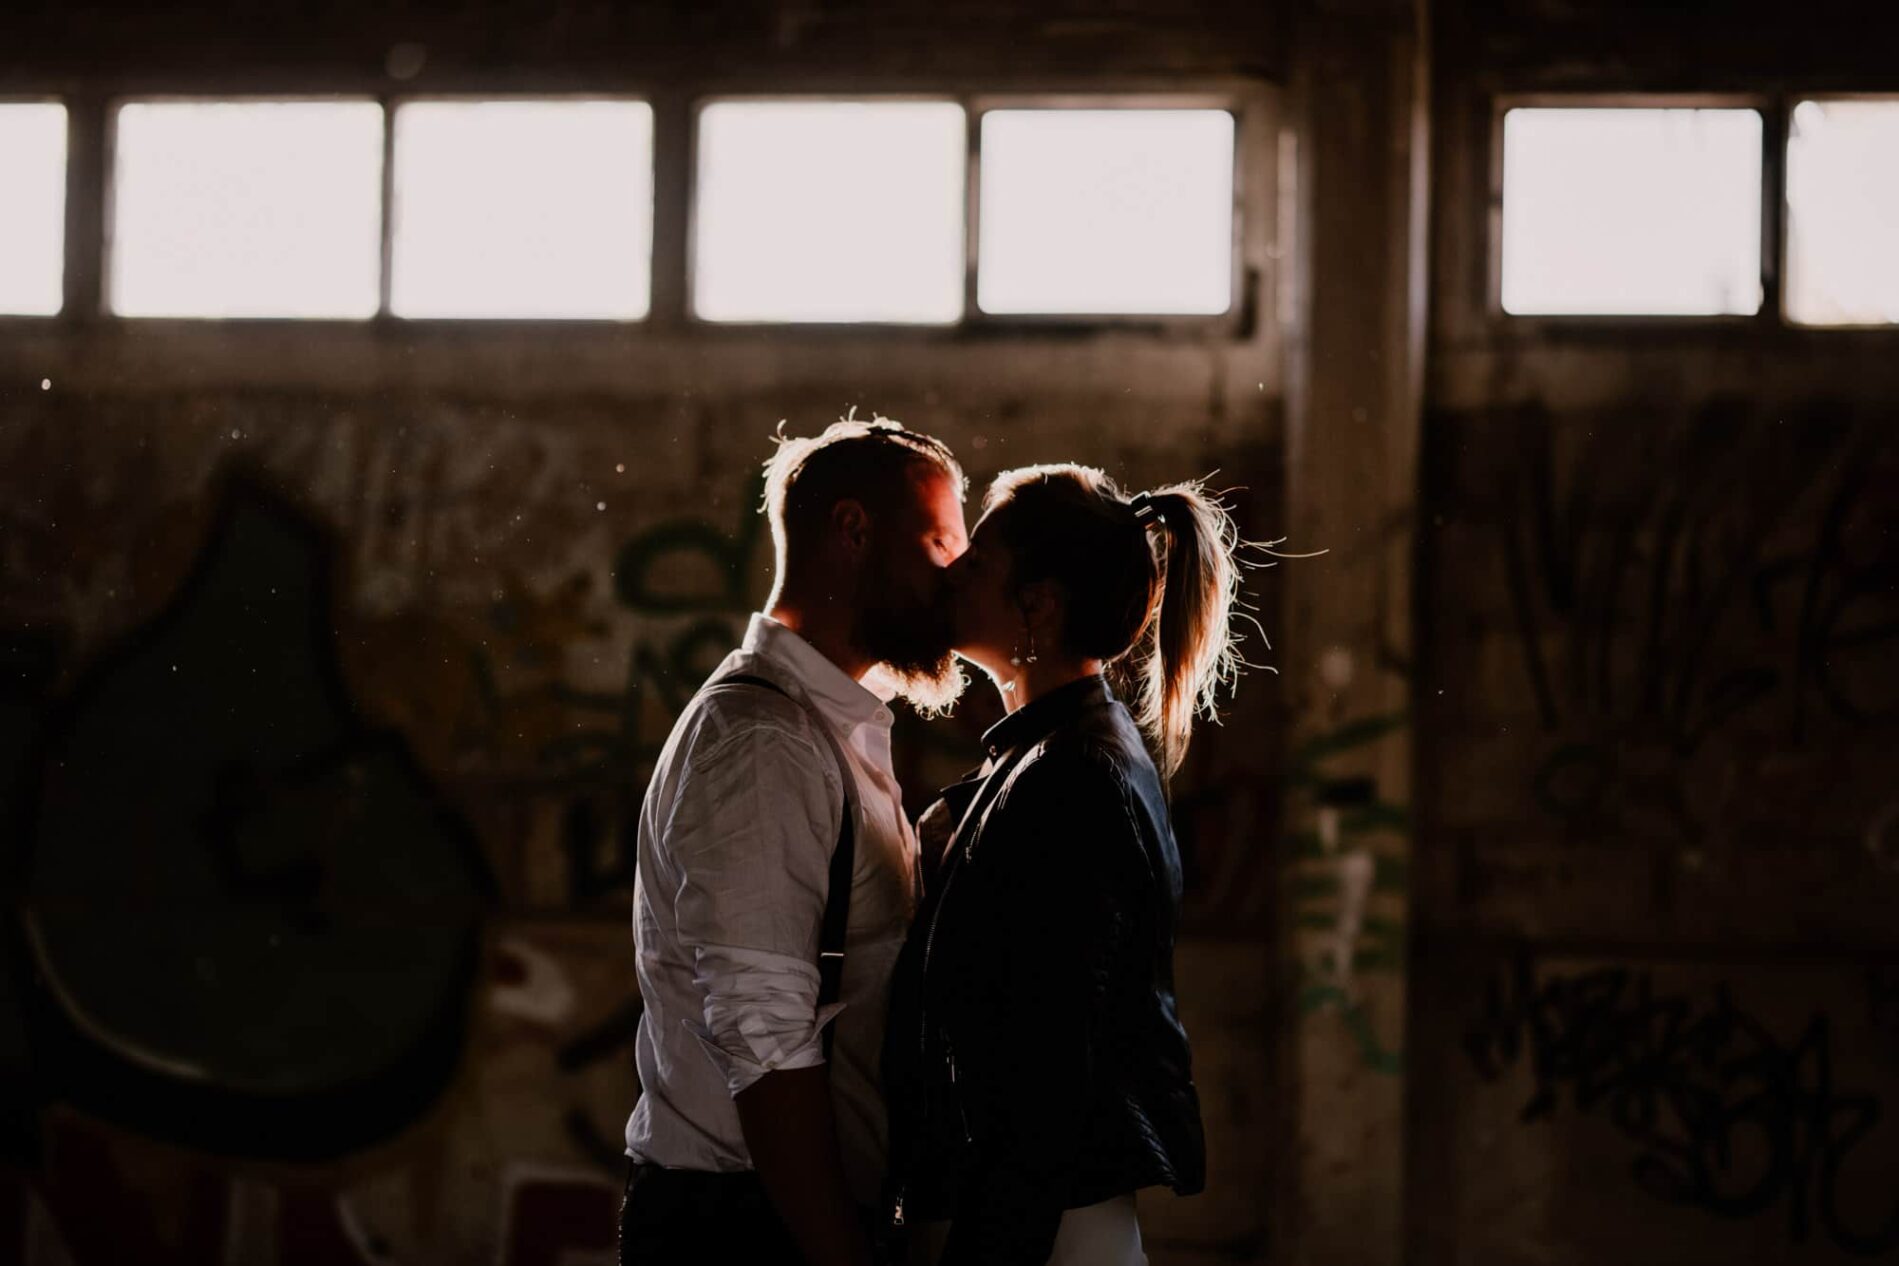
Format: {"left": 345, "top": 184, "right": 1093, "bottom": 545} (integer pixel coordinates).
{"left": 1128, "top": 482, "right": 1243, "bottom": 778}
{"left": 982, "top": 464, "right": 1255, "bottom": 778}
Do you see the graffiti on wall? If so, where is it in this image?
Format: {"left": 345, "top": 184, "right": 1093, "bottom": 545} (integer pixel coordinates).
{"left": 0, "top": 469, "right": 634, "bottom": 1264}
{"left": 1285, "top": 710, "right": 1409, "bottom": 1076}
{"left": 1466, "top": 952, "right": 1899, "bottom": 1256}
{"left": 1486, "top": 399, "right": 1899, "bottom": 847}
{"left": 16, "top": 475, "right": 491, "bottom": 1159}
{"left": 499, "top": 474, "right": 766, "bottom": 915}
{"left": 0, "top": 392, "right": 610, "bottom": 650}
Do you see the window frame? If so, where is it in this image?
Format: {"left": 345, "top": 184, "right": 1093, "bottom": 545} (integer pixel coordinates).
{"left": 680, "top": 89, "right": 1257, "bottom": 334}
{"left": 684, "top": 92, "right": 969, "bottom": 329}
{"left": 1487, "top": 92, "right": 1781, "bottom": 331}
{"left": 104, "top": 93, "right": 390, "bottom": 323}
{"left": 13, "top": 79, "right": 1269, "bottom": 339}
{"left": 0, "top": 95, "right": 71, "bottom": 326}
{"left": 386, "top": 92, "right": 659, "bottom": 326}
{"left": 1779, "top": 91, "right": 1899, "bottom": 331}
{"left": 964, "top": 92, "right": 1249, "bottom": 332}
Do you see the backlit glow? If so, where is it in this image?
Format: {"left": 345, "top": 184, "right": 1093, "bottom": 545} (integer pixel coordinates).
{"left": 978, "top": 109, "right": 1234, "bottom": 315}
{"left": 111, "top": 100, "right": 383, "bottom": 319}
{"left": 1501, "top": 107, "right": 1762, "bottom": 316}
{"left": 693, "top": 101, "right": 965, "bottom": 323}
{"left": 1786, "top": 99, "right": 1899, "bottom": 326}
{"left": 0, "top": 103, "right": 68, "bottom": 316}
{"left": 393, "top": 100, "right": 653, "bottom": 320}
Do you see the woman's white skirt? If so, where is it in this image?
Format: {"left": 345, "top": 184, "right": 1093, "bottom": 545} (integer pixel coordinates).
{"left": 1046, "top": 1194, "right": 1147, "bottom": 1266}
{"left": 908, "top": 1193, "right": 1147, "bottom": 1266}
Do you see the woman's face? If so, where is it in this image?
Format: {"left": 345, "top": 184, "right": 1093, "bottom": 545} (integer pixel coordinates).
{"left": 944, "top": 514, "right": 1022, "bottom": 681}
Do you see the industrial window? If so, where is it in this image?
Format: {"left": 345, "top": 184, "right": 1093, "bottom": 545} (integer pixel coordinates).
{"left": 1786, "top": 98, "right": 1899, "bottom": 327}
{"left": 1500, "top": 107, "right": 1763, "bottom": 316}
{"left": 0, "top": 102, "right": 67, "bottom": 316}
{"left": 392, "top": 100, "right": 653, "bottom": 320}
{"left": 977, "top": 108, "right": 1235, "bottom": 316}
{"left": 110, "top": 100, "right": 384, "bottom": 319}
{"left": 692, "top": 100, "right": 966, "bottom": 324}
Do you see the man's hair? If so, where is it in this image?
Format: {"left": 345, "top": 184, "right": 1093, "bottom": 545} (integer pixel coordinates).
{"left": 761, "top": 411, "right": 965, "bottom": 571}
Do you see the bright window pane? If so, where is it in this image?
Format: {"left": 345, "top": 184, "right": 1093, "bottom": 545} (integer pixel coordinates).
{"left": 393, "top": 100, "right": 652, "bottom": 320}
{"left": 979, "top": 109, "right": 1234, "bottom": 315}
{"left": 111, "top": 101, "right": 383, "bottom": 319}
{"left": 0, "top": 103, "right": 67, "bottom": 316}
{"left": 1501, "top": 107, "right": 1762, "bottom": 316}
{"left": 1787, "top": 99, "right": 1899, "bottom": 326}
{"left": 694, "top": 101, "right": 964, "bottom": 323}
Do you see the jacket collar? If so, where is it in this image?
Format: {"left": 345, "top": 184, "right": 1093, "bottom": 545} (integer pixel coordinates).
{"left": 979, "top": 673, "right": 1113, "bottom": 761}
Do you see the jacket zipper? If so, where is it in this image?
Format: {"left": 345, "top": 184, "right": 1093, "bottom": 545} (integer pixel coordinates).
{"left": 891, "top": 856, "right": 960, "bottom": 1230}
{"left": 916, "top": 859, "right": 959, "bottom": 1052}
{"left": 892, "top": 798, "right": 975, "bottom": 1231}
{"left": 946, "top": 1037, "right": 973, "bottom": 1142}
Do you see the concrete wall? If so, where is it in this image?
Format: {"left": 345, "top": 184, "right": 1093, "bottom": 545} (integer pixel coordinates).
{"left": 1412, "top": 3, "right": 1899, "bottom": 1262}
{"left": 11, "top": 2, "right": 1898, "bottom": 1263}
{"left": 0, "top": 4, "right": 1296, "bottom": 1264}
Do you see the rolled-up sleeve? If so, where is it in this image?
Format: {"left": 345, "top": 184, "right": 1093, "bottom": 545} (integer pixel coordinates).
{"left": 667, "top": 719, "right": 844, "bottom": 1097}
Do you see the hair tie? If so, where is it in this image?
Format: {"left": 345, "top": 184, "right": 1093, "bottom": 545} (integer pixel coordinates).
{"left": 1129, "top": 491, "right": 1164, "bottom": 526}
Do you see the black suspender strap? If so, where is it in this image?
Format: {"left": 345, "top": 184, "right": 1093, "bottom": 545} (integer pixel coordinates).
{"left": 711, "top": 673, "right": 856, "bottom": 1062}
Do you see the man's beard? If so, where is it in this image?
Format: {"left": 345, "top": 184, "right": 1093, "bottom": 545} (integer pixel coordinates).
{"left": 856, "top": 574, "right": 968, "bottom": 718}
{"left": 874, "top": 653, "right": 968, "bottom": 718}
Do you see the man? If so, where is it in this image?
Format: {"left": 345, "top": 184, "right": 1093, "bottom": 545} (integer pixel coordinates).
{"left": 620, "top": 415, "right": 969, "bottom": 1266}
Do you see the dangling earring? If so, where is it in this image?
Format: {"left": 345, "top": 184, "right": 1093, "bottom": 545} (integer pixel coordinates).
{"left": 1005, "top": 607, "right": 1036, "bottom": 692}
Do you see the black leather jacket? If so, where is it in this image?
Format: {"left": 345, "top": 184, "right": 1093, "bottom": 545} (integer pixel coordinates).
{"left": 883, "top": 675, "right": 1205, "bottom": 1265}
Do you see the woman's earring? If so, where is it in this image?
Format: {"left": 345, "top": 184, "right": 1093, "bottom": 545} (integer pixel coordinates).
{"left": 1025, "top": 628, "right": 1038, "bottom": 665}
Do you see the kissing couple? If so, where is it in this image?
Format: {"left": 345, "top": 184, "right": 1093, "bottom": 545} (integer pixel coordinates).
{"left": 620, "top": 414, "right": 1245, "bottom": 1266}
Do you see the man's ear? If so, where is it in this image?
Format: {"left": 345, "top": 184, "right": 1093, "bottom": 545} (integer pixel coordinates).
{"left": 831, "top": 498, "right": 871, "bottom": 558}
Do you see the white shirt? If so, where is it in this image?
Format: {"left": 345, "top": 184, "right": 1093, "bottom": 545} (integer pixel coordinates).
{"left": 625, "top": 614, "right": 920, "bottom": 1205}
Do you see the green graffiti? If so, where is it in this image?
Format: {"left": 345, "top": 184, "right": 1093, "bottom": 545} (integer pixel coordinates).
{"left": 535, "top": 614, "right": 746, "bottom": 785}
{"left": 1288, "top": 708, "right": 1412, "bottom": 1075}
{"left": 1298, "top": 983, "right": 1404, "bottom": 1076}
{"left": 612, "top": 474, "right": 766, "bottom": 616}
{"left": 1288, "top": 710, "right": 1410, "bottom": 776}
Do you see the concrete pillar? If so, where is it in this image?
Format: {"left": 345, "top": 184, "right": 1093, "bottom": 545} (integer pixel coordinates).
{"left": 1278, "top": 1, "right": 1429, "bottom": 1263}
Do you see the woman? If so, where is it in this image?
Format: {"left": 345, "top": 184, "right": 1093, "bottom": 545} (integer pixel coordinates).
{"left": 883, "top": 463, "right": 1247, "bottom": 1266}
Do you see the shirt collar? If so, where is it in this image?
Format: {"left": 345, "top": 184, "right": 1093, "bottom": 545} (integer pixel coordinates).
{"left": 980, "top": 673, "right": 1113, "bottom": 760}
{"left": 742, "top": 613, "right": 894, "bottom": 730}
